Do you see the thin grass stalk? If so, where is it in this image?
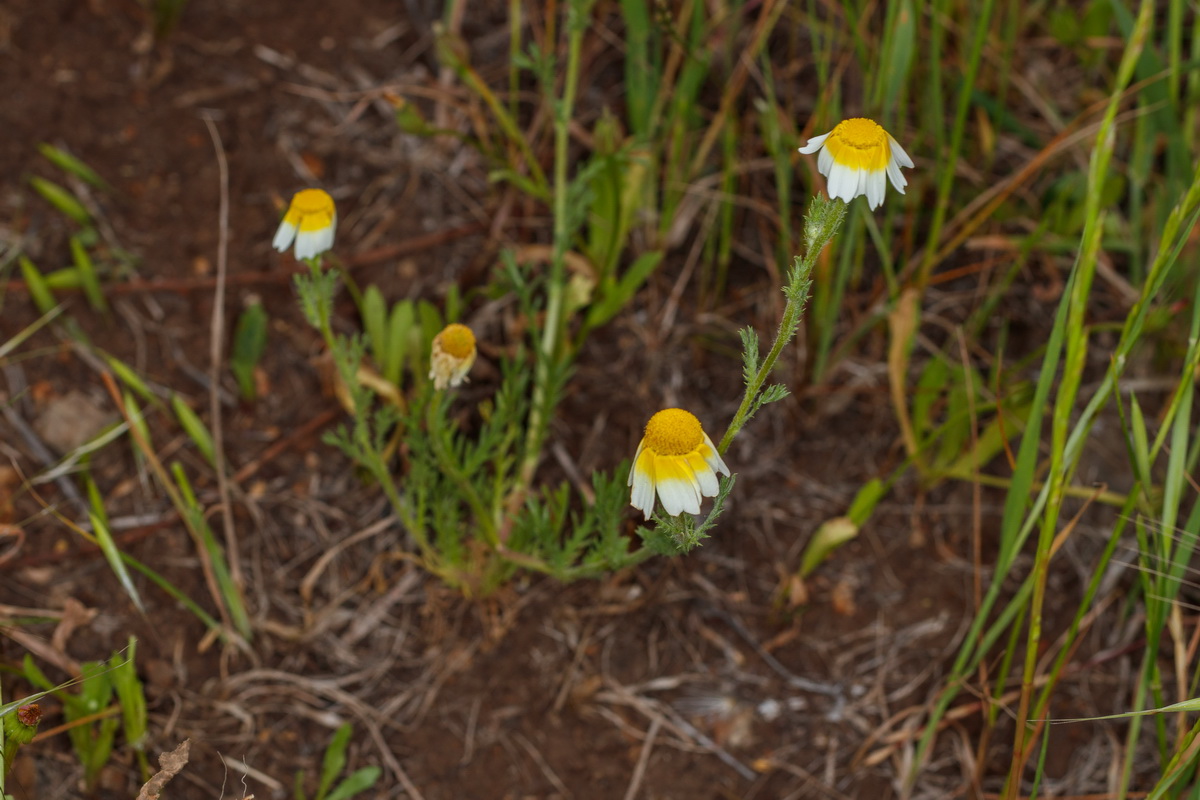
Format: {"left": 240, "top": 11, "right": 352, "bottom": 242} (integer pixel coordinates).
{"left": 914, "top": 0, "right": 996, "bottom": 288}
{"left": 100, "top": 372, "right": 239, "bottom": 642}
{"left": 25, "top": 478, "right": 223, "bottom": 634}
{"left": 508, "top": 0, "right": 520, "bottom": 124}
{"left": 1004, "top": 207, "right": 1103, "bottom": 799}
{"left": 910, "top": 7, "right": 1164, "bottom": 778}
{"left": 1027, "top": 492, "right": 1138, "bottom": 725}
{"left": 685, "top": 0, "right": 784, "bottom": 180}
{"left": 1, "top": 677, "right": 5, "bottom": 797}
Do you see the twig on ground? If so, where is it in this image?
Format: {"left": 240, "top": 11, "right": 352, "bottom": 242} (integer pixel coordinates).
{"left": 201, "top": 112, "right": 244, "bottom": 614}
{"left": 622, "top": 716, "right": 661, "bottom": 800}
{"left": 513, "top": 731, "right": 571, "bottom": 798}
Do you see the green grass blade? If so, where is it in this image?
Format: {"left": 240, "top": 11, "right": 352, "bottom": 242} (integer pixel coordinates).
{"left": 70, "top": 235, "right": 108, "bottom": 313}
{"left": 29, "top": 176, "right": 91, "bottom": 226}
{"left": 18, "top": 257, "right": 57, "bottom": 316}
{"left": 170, "top": 394, "right": 215, "bottom": 468}
{"left": 89, "top": 512, "right": 145, "bottom": 613}
{"left": 37, "top": 142, "right": 109, "bottom": 190}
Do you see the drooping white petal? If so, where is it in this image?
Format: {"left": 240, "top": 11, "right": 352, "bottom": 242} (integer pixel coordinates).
{"left": 798, "top": 131, "right": 831, "bottom": 154}
{"left": 886, "top": 157, "right": 908, "bottom": 193}
{"left": 888, "top": 135, "right": 915, "bottom": 168}
{"left": 656, "top": 477, "right": 701, "bottom": 517}
{"left": 693, "top": 462, "right": 719, "bottom": 497}
{"left": 866, "top": 170, "right": 886, "bottom": 210}
{"left": 817, "top": 146, "right": 834, "bottom": 178}
{"left": 294, "top": 230, "right": 322, "bottom": 261}
{"left": 827, "top": 163, "right": 855, "bottom": 203}
{"left": 272, "top": 221, "right": 297, "bottom": 253}
{"left": 702, "top": 435, "right": 730, "bottom": 477}
{"left": 627, "top": 440, "right": 647, "bottom": 486}
{"left": 630, "top": 470, "right": 656, "bottom": 518}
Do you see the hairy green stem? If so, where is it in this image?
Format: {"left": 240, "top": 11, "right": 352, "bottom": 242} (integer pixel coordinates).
{"left": 518, "top": 0, "right": 593, "bottom": 490}
{"left": 718, "top": 198, "right": 847, "bottom": 455}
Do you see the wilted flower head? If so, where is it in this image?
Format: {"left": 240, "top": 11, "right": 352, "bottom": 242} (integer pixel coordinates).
{"left": 272, "top": 188, "right": 337, "bottom": 261}
{"left": 798, "top": 118, "right": 913, "bottom": 210}
{"left": 628, "top": 409, "right": 730, "bottom": 519}
{"left": 429, "top": 323, "right": 477, "bottom": 390}
{"left": 4, "top": 703, "right": 41, "bottom": 746}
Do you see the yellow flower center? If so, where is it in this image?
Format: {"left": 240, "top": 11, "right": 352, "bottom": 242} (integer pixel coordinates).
{"left": 832, "top": 118, "right": 886, "bottom": 150}
{"left": 292, "top": 188, "right": 334, "bottom": 215}
{"left": 438, "top": 324, "right": 475, "bottom": 358}
{"left": 824, "top": 118, "right": 892, "bottom": 172}
{"left": 644, "top": 409, "right": 704, "bottom": 456}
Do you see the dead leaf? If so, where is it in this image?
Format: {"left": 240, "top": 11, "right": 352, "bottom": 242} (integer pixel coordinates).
{"left": 51, "top": 598, "right": 97, "bottom": 656}
{"left": 136, "top": 739, "right": 190, "bottom": 800}
{"left": 33, "top": 389, "right": 114, "bottom": 453}
{"left": 830, "top": 579, "right": 858, "bottom": 617}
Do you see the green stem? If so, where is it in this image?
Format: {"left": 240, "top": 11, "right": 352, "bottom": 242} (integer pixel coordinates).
{"left": 718, "top": 198, "right": 847, "bottom": 454}
{"left": 518, "top": 0, "right": 592, "bottom": 490}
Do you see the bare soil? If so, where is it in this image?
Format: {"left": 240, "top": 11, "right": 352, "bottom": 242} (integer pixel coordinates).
{"left": 0, "top": 2, "right": 1146, "bottom": 799}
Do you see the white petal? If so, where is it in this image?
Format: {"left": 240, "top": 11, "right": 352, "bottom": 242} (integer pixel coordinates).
{"left": 294, "top": 231, "right": 315, "bottom": 260}
{"left": 827, "top": 164, "right": 856, "bottom": 203}
{"left": 817, "top": 146, "right": 834, "bottom": 178}
{"left": 866, "top": 170, "right": 885, "bottom": 210}
{"left": 272, "top": 221, "right": 296, "bottom": 253}
{"left": 694, "top": 464, "right": 719, "bottom": 497}
{"left": 656, "top": 477, "right": 701, "bottom": 517}
{"left": 886, "top": 156, "right": 908, "bottom": 193}
{"left": 630, "top": 470, "right": 656, "bottom": 518}
{"left": 797, "top": 131, "right": 830, "bottom": 154}
{"left": 888, "top": 135, "right": 915, "bottom": 168}
{"left": 627, "top": 441, "right": 647, "bottom": 486}
{"left": 702, "top": 435, "right": 730, "bottom": 476}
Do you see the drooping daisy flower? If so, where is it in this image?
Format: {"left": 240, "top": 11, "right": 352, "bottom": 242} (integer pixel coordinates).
{"left": 429, "top": 323, "right": 477, "bottom": 390}
{"left": 272, "top": 188, "right": 337, "bottom": 261}
{"left": 628, "top": 408, "right": 730, "bottom": 519}
{"left": 798, "top": 118, "right": 914, "bottom": 210}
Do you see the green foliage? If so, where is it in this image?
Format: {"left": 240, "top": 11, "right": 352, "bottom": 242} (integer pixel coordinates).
{"left": 28, "top": 176, "right": 91, "bottom": 226}
{"left": 230, "top": 300, "right": 268, "bottom": 402}
{"left": 110, "top": 638, "right": 148, "bottom": 772}
{"left": 293, "top": 723, "right": 381, "bottom": 800}
{"left": 148, "top": 0, "right": 189, "bottom": 39}
{"left": 171, "top": 463, "right": 252, "bottom": 639}
{"left": 21, "top": 648, "right": 147, "bottom": 794}
{"left": 170, "top": 395, "right": 215, "bottom": 468}
{"left": 36, "top": 143, "right": 109, "bottom": 190}
{"left": 17, "top": 258, "right": 56, "bottom": 317}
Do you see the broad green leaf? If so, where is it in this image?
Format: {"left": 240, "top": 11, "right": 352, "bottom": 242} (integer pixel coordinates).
{"left": 231, "top": 301, "right": 269, "bottom": 401}
{"left": 324, "top": 767, "right": 382, "bottom": 800}
{"left": 316, "top": 723, "right": 352, "bottom": 800}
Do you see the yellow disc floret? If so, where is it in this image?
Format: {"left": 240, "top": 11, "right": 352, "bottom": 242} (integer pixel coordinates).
{"left": 438, "top": 324, "right": 476, "bottom": 358}
{"left": 289, "top": 189, "right": 336, "bottom": 232}
{"left": 824, "top": 118, "right": 890, "bottom": 172}
{"left": 643, "top": 409, "right": 704, "bottom": 456}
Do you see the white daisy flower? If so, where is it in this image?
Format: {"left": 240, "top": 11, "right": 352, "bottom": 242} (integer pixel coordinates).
{"left": 798, "top": 118, "right": 914, "bottom": 210}
{"left": 628, "top": 408, "right": 730, "bottom": 519}
{"left": 272, "top": 188, "right": 337, "bottom": 261}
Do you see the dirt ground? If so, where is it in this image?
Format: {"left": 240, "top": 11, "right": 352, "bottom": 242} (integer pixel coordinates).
{"left": 0, "top": 2, "right": 1151, "bottom": 799}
